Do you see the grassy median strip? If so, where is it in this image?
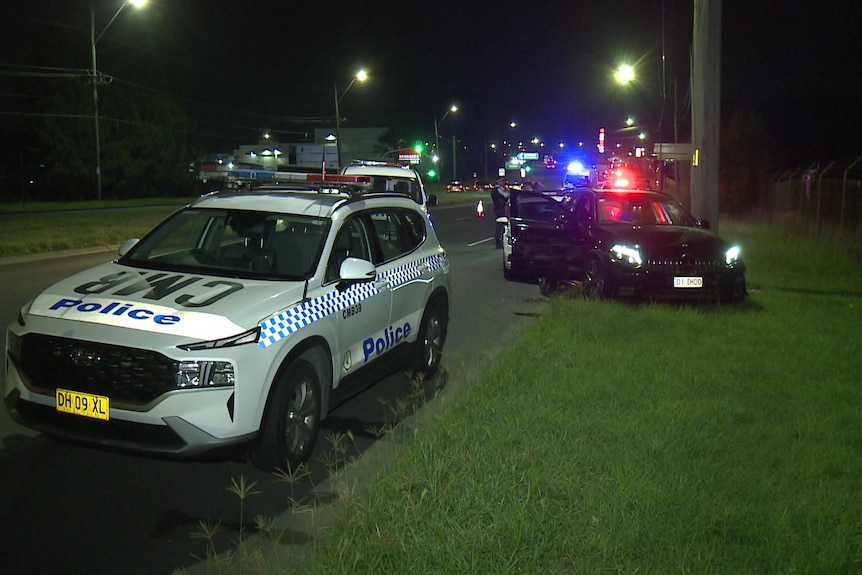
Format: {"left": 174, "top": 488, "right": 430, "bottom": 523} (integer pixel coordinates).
{"left": 297, "top": 220, "right": 862, "bottom": 574}
{"left": 0, "top": 199, "right": 190, "bottom": 258}
{"left": 0, "top": 190, "right": 476, "bottom": 259}
{"left": 0, "top": 207, "right": 180, "bottom": 258}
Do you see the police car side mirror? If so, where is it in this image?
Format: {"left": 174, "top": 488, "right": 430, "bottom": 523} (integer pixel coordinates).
{"left": 337, "top": 257, "right": 376, "bottom": 292}
{"left": 339, "top": 257, "right": 376, "bottom": 282}
{"left": 118, "top": 238, "right": 139, "bottom": 257}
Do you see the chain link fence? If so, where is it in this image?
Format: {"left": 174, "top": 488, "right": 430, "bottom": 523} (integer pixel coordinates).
{"left": 765, "top": 155, "right": 862, "bottom": 235}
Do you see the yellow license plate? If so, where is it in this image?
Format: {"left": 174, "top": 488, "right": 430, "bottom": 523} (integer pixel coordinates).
{"left": 56, "top": 388, "right": 110, "bottom": 421}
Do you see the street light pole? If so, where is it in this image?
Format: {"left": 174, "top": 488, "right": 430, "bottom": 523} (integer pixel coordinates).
{"left": 433, "top": 104, "right": 457, "bottom": 181}
{"left": 90, "top": 0, "right": 146, "bottom": 201}
{"left": 451, "top": 135, "right": 458, "bottom": 182}
{"left": 90, "top": 8, "right": 102, "bottom": 201}
{"left": 334, "top": 83, "right": 343, "bottom": 169}
{"left": 434, "top": 104, "right": 458, "bottom": 157}
{"left": 333, "top": 70, "right": 367, "bottom": 169}
{"left": 433, "top": 111, "right": 439, "bottom": 158}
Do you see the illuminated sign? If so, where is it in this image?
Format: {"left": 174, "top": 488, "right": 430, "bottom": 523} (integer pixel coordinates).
{"left": 398, "top": 148, "right": 421, "bottom": 164}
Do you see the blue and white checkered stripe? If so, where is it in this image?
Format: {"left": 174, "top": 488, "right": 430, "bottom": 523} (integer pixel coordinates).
{"left": 379, "top": 252, "right": 448, "bottom": 286}
{"left": 258, "top": 282, "right": 377, "bottom": 348}
{"left": 257, "top": 252, "right": 448, "bottom": 349}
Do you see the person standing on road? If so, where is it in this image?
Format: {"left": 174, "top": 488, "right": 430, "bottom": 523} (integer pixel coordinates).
{"left": 524, "top": 173, "right": 543, "bottom": 192}
{"left": 491, "top": 178, "right": 510, "bottom": 249}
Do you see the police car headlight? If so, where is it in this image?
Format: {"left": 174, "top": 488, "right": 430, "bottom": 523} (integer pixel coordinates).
{"left": 8, "top": 330, "right": 23, "bottom": 364}
{"left": 176, "top": 360, "right": 235, "bottom": 388}
{"left": 725, "top": 245, "right": 741, "bottom": 267}
{"left": 610, "top": 244, "right": 642, "bottom": 267}
{"left": 177, "top": 327, "right": 260, "bottom": 351}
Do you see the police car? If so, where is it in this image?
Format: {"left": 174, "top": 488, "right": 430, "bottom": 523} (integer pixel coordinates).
{"left": 5, "top": 174, "right": 451, "bottom": 471}
{"left": 341, "top": 160, "right": 435, "bottom": 209}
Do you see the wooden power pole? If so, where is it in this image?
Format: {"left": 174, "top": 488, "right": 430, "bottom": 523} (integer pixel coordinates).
{"left": 690, "top": 0, "right": 722, "bottom": 232}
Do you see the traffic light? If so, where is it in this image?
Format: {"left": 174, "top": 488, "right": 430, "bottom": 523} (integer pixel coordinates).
{"left": 426, "top": 168, "right": 437, "bottom": 179}
{"left": 414, "top": 142, "right": 424, "bottom": 154}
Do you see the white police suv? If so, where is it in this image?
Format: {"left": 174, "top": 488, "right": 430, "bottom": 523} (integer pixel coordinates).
{"left": 5, "top": 174, "right": 450, "bottom": 471}
{"left": 341, "top": 160, "right": 435, "bottom": 209}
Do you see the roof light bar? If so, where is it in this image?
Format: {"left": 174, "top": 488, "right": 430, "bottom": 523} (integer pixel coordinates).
{"left": 306, "top": 174, "right": 372, "bottom": 185}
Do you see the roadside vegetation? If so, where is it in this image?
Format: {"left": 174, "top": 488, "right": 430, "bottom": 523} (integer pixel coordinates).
{"left": 0, "top": 197, "right": 191, "bottom": 258}
{"left": 0, "top": 184, "right": 475, "bottom": 259}
{"left": 286, "top": 217, "right": 861, "bottom": 574}
{"left": 171, "top": 216, "right": 861, "bottom": 574}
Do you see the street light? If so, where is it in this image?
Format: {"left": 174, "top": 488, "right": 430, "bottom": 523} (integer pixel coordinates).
{"left": 614, "top": 63, "right": 635, "bottom": 85}
{"left": 334, "top": 69, "right": 367, "bottom": 169}
{"left": 91, "top": 0, "right": 147, "bottom": 201}
{"left": 433, "top": 104, "right": 458, "bottom": 156}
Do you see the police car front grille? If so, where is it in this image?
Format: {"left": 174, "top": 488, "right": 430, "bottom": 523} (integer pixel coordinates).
{"left": 19, "top": 334, "right": 178, "bottom": 405}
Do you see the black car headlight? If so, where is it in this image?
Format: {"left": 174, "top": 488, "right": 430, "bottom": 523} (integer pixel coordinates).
{"left": 610, "top": 244, "right": 643, "bottom": 268}
{"left": 725, "top": 245, "right": 741, "bottom": 267}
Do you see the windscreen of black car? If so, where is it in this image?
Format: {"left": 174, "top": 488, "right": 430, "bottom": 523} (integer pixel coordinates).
{"left": 121, "top": 208, "right": 329, "bottom": 280}
{"left": 596, "top": 193, "right": 697, "bottom": 227}
{"left": 515, "top": 193, "right": 570, "bottom": 222}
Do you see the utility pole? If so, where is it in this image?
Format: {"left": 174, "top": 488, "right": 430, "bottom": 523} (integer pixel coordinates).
{"left": 451, "top": 135, "right": 457, "bottom": 181}
{"left": 691, "top": 0, "right": 721, "bottom": 231}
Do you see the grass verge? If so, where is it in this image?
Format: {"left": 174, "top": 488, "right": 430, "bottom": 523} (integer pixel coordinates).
{"left": 0, "top": 198, "right": 190, "bottom": 258}
{"left": 291, "top": 218, "right": 862, "bottom": 574}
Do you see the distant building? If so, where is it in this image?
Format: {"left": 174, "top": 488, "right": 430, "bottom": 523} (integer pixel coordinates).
{"left": 199, "top": 127, "right": 389, "bottom": 181}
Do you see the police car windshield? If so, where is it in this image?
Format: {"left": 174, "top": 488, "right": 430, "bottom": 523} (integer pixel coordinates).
{"left": 121, "top": 208, "right": 329, "bottom": 280}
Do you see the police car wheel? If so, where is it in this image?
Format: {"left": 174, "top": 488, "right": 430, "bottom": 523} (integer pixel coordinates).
{"left": 411, "top": 298, "right": 447, "bottom": 375}
{"left": 251, "top": 359, "right": 321, "bottom": 472}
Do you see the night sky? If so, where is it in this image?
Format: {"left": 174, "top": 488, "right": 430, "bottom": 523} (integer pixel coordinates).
{"left": 2, "top": 1, "right": 860, "bottom": 166}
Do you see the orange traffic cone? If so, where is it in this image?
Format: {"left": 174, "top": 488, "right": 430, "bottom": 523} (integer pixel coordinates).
{"left": 476, "top": 199, "right": 485, "bottom": 217}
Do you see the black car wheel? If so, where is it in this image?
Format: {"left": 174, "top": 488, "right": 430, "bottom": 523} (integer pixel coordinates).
{"left": 251, "top": 358, "right": 321, "bottom": 472}
{"left": 411, "top": 298, "right": 448, "bottom": 375}
{"left": 538, "top": 276, "right": 557, "bottom": 297}
{"left": 583, "top": 256, "right": 607, "bottom": 301}
{"left": 503, "top": 261, "right": 516, "bottom": 280}
{"left": 721, "top": 276, "right": 748, "bottom": 304}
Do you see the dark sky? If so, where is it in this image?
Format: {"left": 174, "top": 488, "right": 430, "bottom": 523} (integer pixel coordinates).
{"left": 2, "top": 1, "right": 860, "bottom": 165}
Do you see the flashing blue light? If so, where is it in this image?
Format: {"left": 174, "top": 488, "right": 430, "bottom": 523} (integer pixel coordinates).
{"left": 567, "top": 161, "right": 588, "bottom": 176}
